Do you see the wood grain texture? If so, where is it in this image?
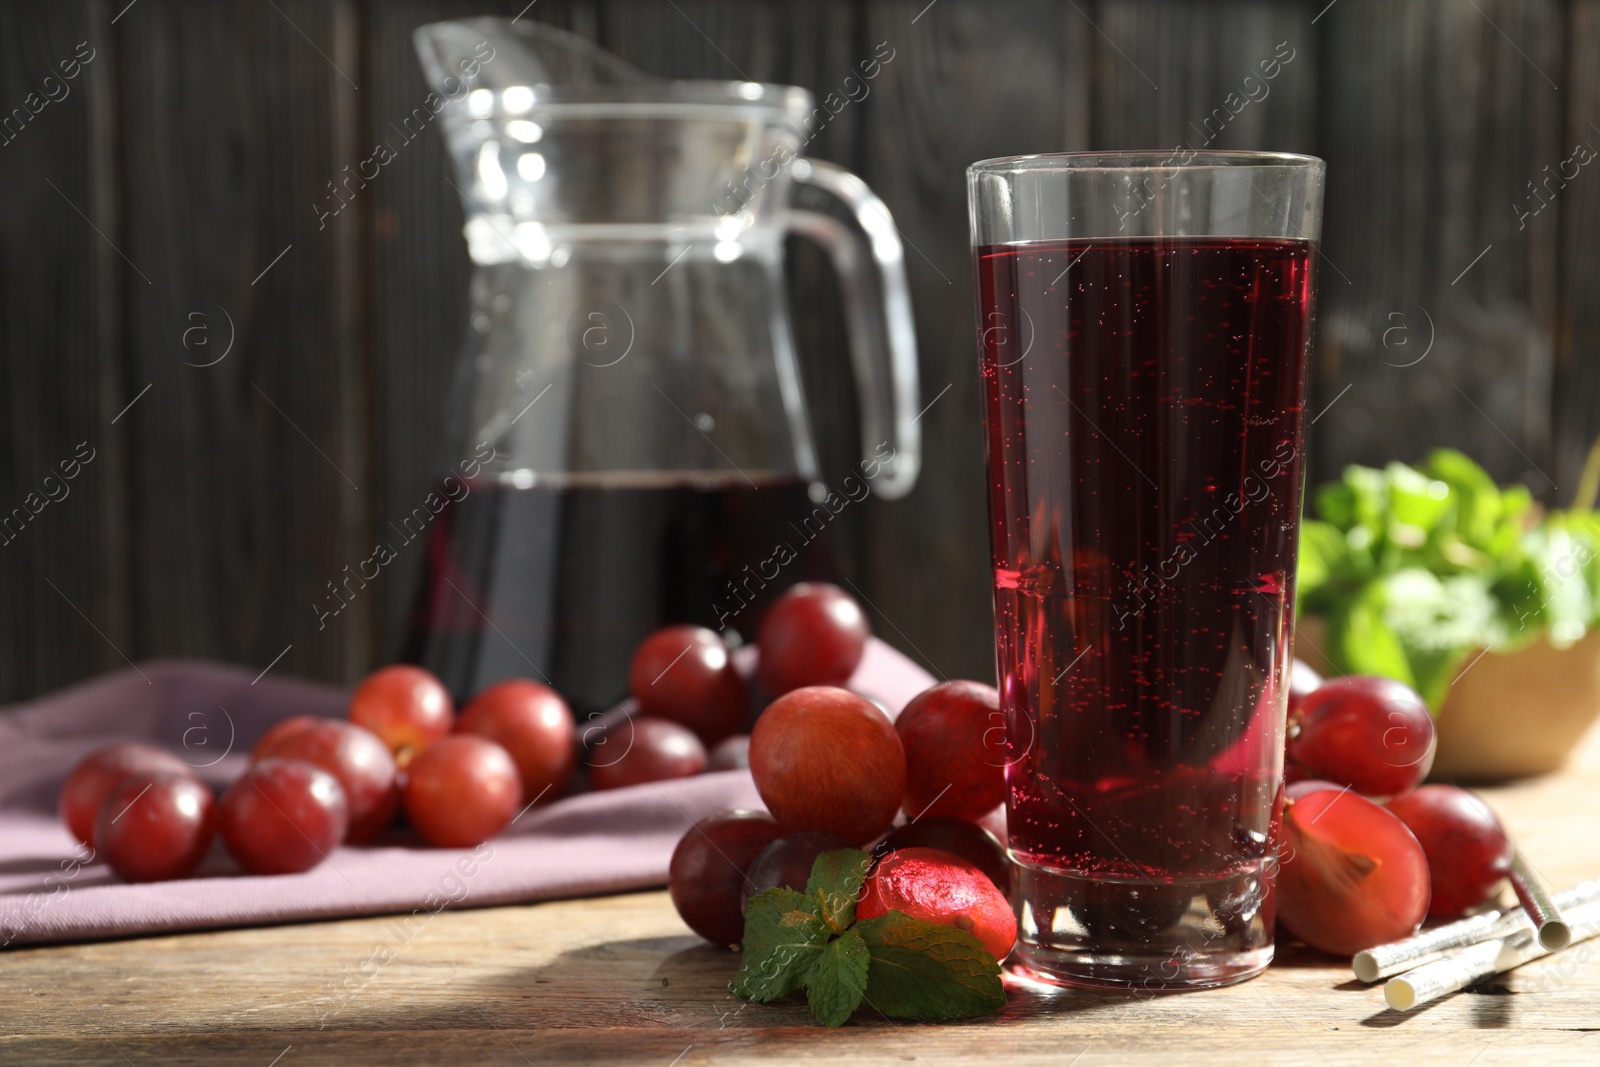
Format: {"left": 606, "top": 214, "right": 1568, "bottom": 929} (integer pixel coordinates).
{"left": 0, "top": 2, "right": 128, "bottom": 699}
{"left": 115, "top": 0, "right": 370, "bottom": 682}
{"left": 1310, "top": 0, "right": 1565, "bottom": 490}
{"left": 1, "top": 0, "right": 1598, "bottom": 702}
{"left": 1555, "top": 2, "right": 1600, "bottom": 503}
{"left": 5, "top": 732, "right": 1600, "bottom": 1065}
{"left": 1091, "top": 0, "right": 1317, "bottom": 153}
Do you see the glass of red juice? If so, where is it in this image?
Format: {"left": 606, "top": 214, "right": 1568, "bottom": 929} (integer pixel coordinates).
{"left": 967, "top": 152, "right": 1324, "bottom": 990}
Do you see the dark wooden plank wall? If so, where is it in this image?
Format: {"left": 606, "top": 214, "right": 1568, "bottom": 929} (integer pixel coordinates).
{"left": 1, "top": 0, "right": 1595, "bottom": 701}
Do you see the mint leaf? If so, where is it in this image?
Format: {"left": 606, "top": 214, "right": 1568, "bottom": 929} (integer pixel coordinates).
{"left": 731, "top": 887, "right": 829, "bottom": 1002}
{"left": 1300, "top": 448, "right": 1600, "bottom": 707}
{"left": 1376, "top": 569, "right": 1499, "bottom": 709}
{"left": 855, "top": 910, "right": 1006, "bottom": 1020}
{"left": 806, "top": 848, "right": 872, "bottom": 933}
{"left": 804, "top": 927, "right": 870, "bottom": 1027}
{"left": 1329, "top": 583, "right": 1415, "bottom": 689}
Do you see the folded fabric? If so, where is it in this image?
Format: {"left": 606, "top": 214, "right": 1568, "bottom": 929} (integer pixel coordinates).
{"left": 0, "top": 639, "right": 933, "bottom": 948}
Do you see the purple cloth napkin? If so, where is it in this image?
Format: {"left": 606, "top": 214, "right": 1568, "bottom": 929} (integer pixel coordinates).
{"left": 0, "top": 639, "right": 933, "bottom": 948}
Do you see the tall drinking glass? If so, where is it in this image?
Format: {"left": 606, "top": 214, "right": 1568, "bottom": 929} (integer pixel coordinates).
{"left": 967, "top": 152, "right": 1324, "bottom": 990}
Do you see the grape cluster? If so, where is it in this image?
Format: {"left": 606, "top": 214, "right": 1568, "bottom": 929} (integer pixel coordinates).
{"left": 55, "top": 581, "right": 875, "bottom": 885}
{"left": 1279, "top": 668, "right": 1513, "bottom": 956}
{"left": 597, "top": 582, "right": 871, "bottom": 788}
{"left": 57, "top": 578, "right": 1017, "bottom": 934}
{"left": 58, "top": 665, "right": 579, "bottom": 882}
{"left": 657, "top": 587, "right": 1015, "bottom": 955}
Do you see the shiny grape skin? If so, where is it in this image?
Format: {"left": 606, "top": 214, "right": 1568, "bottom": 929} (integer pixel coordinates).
{"left": 93, "top": 772, "right": 215, "bottom": 883}
{"left": 1277, "top": 787, "right": 1430, "bottom": 956}
{"left": 250, "top": 716, "right": 320, "bottom": 761}
{"left": 59, "top": 743, "right": 196, "bottom": 849}
{"left": 1287, "top": 659, "right": 1323, "bottom": 719}
{"left": 668, "top": 810, "right": 784, "bottom": 946}
{"left": 878, "top": 816, "right": 1012, "bottom": 895}
{"left": 895, "top": 681, "right": 1006, "bottom": 821}
{"left": 219, "top": 758, "right": 349, "bottom": 875}
{"left": 1285, "top": 777, "right": 1346, "bottom": 801}
{"left": 348, "top": 665, "right": 454, "bottom": 766}
{"left": 748, "top": 686, "right": 905, "bottom": 845}
{"left": 629, "top": 625, "right": 748, "bottom": 745}
{"left": 756, "top": 583, "right": 869, "bottom": 694}
{"left": 403, "top": 736, "right": 522, "bottom": 848}
{"left": 1387, "top": 785, "right": 1512, "bottom": 918}
{"left": 857, "top": 847, "right": 1018, "bottom": 961}
{"left": 256, "top": 719, "right": 400, "bottom": 844}
{"left": 1286, "top": 675, "right": 1436, "bottom": 797}
{"left": 588, "top": 717, "right": 707, "bottom": 791}
{"left": 456, "top": 679, "right": 577, "bottom": 806}
{"left": 741, "top": 830, "right": 853, "bottom": 911}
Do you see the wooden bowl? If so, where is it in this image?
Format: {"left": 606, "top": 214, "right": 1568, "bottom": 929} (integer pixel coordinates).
{"left": 1294, "top": 618, "right": 1600, "bottom": 782}
{"left": 1431, "top": 629, "right": 1600, "bottom": 781}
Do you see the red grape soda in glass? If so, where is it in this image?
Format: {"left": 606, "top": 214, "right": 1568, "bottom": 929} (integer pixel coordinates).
{"left": 967, "top": 152, "right": 1324, "bottom": 990}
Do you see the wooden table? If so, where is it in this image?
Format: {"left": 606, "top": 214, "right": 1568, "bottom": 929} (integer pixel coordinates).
{"left": 6, "top": 738, "right": 1600, "bottom": 1067}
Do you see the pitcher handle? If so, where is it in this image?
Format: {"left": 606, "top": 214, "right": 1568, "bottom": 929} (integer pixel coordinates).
{"left": 782, "top": 158, "right": 920, "bottom": 501}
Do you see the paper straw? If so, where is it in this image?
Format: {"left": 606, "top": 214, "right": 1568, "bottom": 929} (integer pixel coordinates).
{"left": 1353, "top": 877, "right": 1600, "bottom": 983}
{"left": 1384, "top": 901, "right": 1600, "bottom": 1011}
{"left": 1511, "top": 852, "right": 1572, "bottom": 951}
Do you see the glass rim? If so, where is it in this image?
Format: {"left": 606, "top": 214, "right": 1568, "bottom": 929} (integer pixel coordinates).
{"left": 474, "top": 80, "right": 814, "bottom": 115}
{"left": 968, "top": 150, "right": 1324, "bottom": 175}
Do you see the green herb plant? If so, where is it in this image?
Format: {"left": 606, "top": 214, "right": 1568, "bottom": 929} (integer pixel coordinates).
{"left": 730, "top": 848, "right": 1007, "bottom": 1026}
{"left": 1297, "top": 448, "right": 1600, "bottom": 710}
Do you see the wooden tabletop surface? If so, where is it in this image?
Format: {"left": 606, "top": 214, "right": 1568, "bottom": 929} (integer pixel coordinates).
{"left": 6, "top": 733, "right": 1600, "bottom": 1067}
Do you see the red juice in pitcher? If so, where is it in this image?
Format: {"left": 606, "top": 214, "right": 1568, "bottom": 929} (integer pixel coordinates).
{"left": 975, "top": 236, "right": 1316, "bottom": 982}
{"left": 402, "top": 474, "right": 834, "bottom": 715}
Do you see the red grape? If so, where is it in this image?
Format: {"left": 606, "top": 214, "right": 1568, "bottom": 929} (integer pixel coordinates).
{"left": 756, "top": 583, "right": 869, "bottom": 694}
{"left": 749, "top": 686, "right": 905, "bottom": 845}
{"left": 742, "top": 830, "right": 853, "bottom": 910}
{"left": 1075, "top": 879, "right": 1194, "bottom": 944}
{"left": 255, "top": 719, "right": 399, "bottom": 844}
{"left": 707, "top": 734, "right": 751, "bottom": 771}
{"left": 456, "top": 680, "right": 576, "bottom": 805}
{"left": 348, "top": 665, "right": 453, "bottom": 766}
{"left": 629, "top": 625, "right": 748, "bottom": 744}
{"left": 1282, "top": 760, "right": 1318, "bottom": 787}
{"left": 1277, "top": 787, "right": 1430, "bottom": 956}
{"left": 1286, "top": 675, "right": 1436, "bottom": 797}
{"left": 1285, "top": 777, "right": 1346, "bottom": 801}
{"left": 895, "top": 681, "right": 1005, "bottom": 821}
{"left": 1287, "top": 658, "right": 1322, "bottom": 715}
{"left": 975, "top": 804, "right": 1008, "bottom": 846}
{"left": 879, "top": 816, "right": 1011, "bottom": 895}
{"left": 668, "top": 810, "right": 784, "bottom": 946}
{"left": 250, "top": 715, "right": 320, "bottom": 761}
{"left": 403, "top": 736, "right": 521, "bottom": 848}
{"left": 1387, "top": 785, "right": 1512, "bottom": 918}
{"left": 588, "top": 717, "right": 707, "bottom": 791}
{"left": 857, "top": 847, "right": 1017, "bottom": 960}
{"left": 94, "top": 772, "right": 215, "bottom": 882}
{"left": 59, "top": 743, "right": 195, "bottom": 849}
{"left": 219, "top": 759, "right": 349, "bottom": 875}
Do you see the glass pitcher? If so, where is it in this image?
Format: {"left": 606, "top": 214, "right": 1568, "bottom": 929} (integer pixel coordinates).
{"left": 403, "top": 20, "right": 920, "bottom": 712}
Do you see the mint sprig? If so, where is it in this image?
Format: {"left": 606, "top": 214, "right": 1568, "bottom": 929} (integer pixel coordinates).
{"left": 1297, "top": 448, "right": 1600, "bottom": 708}
{"left": 806, "top": 927, "right": 870, "bottom": 1026}
{"left": 854, "top": 911, "right": 1008, "bottom": 1020}
{"left": 730, "top": 886, "right": 829, "bottom": 1002}
{"left": 806, "top": 847, "right": 871, "bottom": 932}
{"left": 729, "top": 848, "right": 1006, "bottom": 1027}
